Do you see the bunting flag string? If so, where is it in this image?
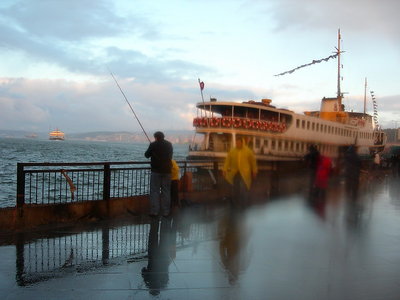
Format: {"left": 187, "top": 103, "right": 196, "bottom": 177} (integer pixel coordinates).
{"left": 370, "top": 90, "right": 379, "bottom": 127}
{"left": 274, "top": 53, "right": 339, "bottom": 77}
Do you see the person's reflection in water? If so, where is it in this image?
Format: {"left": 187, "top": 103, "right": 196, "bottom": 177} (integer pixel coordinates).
{"left": 141, "top": 216, "right": 176, "bottom": 296}
{"left": 218, "top": 208, "right": 251, "bottom": 285}
{"left": 346, "top": 199, "right": 365, "bottom": 232}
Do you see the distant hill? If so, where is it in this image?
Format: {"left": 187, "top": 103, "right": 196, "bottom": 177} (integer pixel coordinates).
{"left": 0, "top": 129, "right": 194, "bottom": 144}
{"left": 0, "top": 130, "right": 47, "bottom": 139}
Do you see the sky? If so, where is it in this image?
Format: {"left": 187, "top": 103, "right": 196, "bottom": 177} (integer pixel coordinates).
{"left": 0, "top": 0, "right": 399, "bottom": 134}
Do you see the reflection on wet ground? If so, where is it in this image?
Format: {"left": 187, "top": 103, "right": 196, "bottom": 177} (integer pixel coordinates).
{"left": 1, "top": 171, "right": 400, "bottom": 299}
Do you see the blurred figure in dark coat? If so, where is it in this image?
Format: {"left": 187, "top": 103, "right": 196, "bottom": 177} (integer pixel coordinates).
{"left": 344, "top": 145, "right": 361, "bottom": 200}
{"left": 304, "top": 145, "right": 320, "bottom": 198}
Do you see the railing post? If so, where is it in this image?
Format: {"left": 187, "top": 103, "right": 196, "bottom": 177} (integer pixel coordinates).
{"left": 103, "top": 164, "right": 111, "bottom": 216}
{"left": 213, "top": 161, "right": 219, "bottom": 187}
{"left": 182, "top": 161, "right": 187, "bottom": 192}
{"left": 16, "top": 163, "right": 25, "bottom": 209}
{"left": 103, "top": 163, "right": 111, "bottom": 201}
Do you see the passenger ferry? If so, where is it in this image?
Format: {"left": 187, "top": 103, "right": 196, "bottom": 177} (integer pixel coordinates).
{"left": 188, "top": 33, "right": 386, "bottom": 168}
{"left": 49, "top": 129, "right": 65, "bottom": 141}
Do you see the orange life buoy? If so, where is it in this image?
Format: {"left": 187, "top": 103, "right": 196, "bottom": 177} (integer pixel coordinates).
{"left": 222, "top": 117, "right": 232, "bottom": 127}
{"left": 242, "top": 119, "right": 251, "bottom": 129}
{"left": 210, "top": 117, "right": 219, "bottom": 127}
{"left": 251, "top": 120, "right": 260, "bottom": 129}
{"left": 233, "top": 118, "right": 242, "bottom": 128}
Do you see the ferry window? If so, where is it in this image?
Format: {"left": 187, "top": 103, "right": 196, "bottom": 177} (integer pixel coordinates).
{"left": 255, "top": 138, "right": 260, "bottom": 148}
{"left": 264, "top": 139, "right": 269, "bottom": 147}
{"left": 307, "top": 121, "right": 310, "bottom": 130}
{"left": 278, "top": 141, "right": 282, "bottom": 150}
{"left": 302, "top": 120, "right": 305, "bottom": 129}
{"left": 271, "top": 140, "right": 276, "bottom": 149}
{"left": 316, "top": 123, "right": 319, "bottom": 131}
{"left": 284, "top": 141, "right": 288, "bottom": 150}
{"left": 295, "top": 142, "right": 299, "bottom": 151}
{"left": 312, "top": 122, "right": 315, "bottom": 130}
{"left": 296, "top": 119, "right": 300, "bottom": 128}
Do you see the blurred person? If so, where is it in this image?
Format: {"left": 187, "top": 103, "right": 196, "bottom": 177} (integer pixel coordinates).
{"left": 344, "top": 145, "right": 361, "bottom": 200}
{"left": 145, "top": 131, "right": 173, "bottom": 217}
{"left": 314, "top": 154, "right": 332, "bottom": 200}
{"left": 304, "top": 144, "right": 320, "bottom": 198}
{"left": 373, "top": 152, "right": 381, "bottom": 170}
{"left": 223, "top": 137, "right": 258, "bottom": 207}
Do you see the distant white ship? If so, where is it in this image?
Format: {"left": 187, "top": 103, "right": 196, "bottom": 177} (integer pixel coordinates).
{"left": 49, "top": 129, "right": 65, "bottom": 141}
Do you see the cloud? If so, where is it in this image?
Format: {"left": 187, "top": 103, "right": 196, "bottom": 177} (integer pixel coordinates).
{"left": 1, "top": 0, "right": 150, "bottom": 41}
{"left": 104, "top": 47, "right": 213, "bottom": 83}
{"left": 266, "top": 0, "right": 400, "bottom": 43}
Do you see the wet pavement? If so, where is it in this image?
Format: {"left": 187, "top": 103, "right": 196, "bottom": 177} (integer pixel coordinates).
{"left": 1, "top": 172, "right": 400, "bottom": 299}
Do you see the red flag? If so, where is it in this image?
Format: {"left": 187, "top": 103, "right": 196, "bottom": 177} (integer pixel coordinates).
{"left": 199, "top": 81, "right": 204, "bottom": 91}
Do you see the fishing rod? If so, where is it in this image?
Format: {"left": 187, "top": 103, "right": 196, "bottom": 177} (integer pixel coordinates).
{"left": 108, "top": 68, "right": 151, "bottom": 143}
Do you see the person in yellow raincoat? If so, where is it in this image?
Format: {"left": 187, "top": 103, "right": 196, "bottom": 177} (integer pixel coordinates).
{"left": 223, "top": 137, "right": 258, "bottom": 206}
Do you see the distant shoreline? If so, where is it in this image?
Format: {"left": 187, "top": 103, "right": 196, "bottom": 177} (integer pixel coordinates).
{"left": 0, "top": 130, "right": 193, "bottom": 144}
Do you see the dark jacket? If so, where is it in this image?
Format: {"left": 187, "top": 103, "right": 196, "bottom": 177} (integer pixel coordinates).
{"left": 145, "top": 139, "right": 173, "bottom": 174}
{"left": 344, "top": 147, "right": 361, "bottom": 180}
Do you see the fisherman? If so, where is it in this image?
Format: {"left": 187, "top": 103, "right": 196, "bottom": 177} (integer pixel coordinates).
{"left": 223, "top": 137, "right": 258, "bottom": 207}
{"left": 145, "top": 131, "right": 173, "bottom": 217}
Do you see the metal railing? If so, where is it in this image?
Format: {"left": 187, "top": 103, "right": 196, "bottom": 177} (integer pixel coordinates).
{"left": 16, "top": 160, "right": 220, "bottom": 207}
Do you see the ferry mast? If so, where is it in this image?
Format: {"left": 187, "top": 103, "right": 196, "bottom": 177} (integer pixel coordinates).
{"left": 336, "top": 29, "right": 343, "bottom": 110}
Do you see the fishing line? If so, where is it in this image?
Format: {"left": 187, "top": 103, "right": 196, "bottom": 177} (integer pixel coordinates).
{"left": 108, "top": 68, "right": 151, "bottom": 143}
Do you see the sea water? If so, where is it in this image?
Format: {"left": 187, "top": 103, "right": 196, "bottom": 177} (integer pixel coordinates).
{"left": 0, "top": 138, "right": 189, "bottom": 208}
